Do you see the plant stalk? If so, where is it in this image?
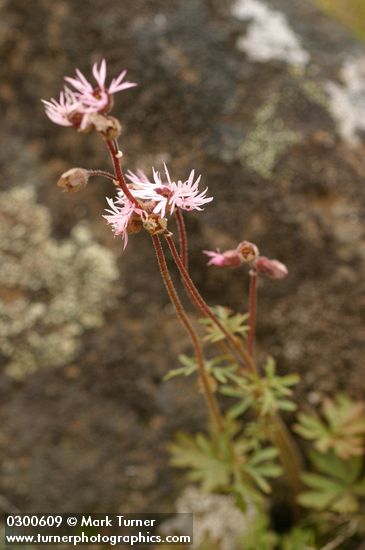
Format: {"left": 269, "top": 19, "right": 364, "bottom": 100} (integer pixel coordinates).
{"left": 175, "top": 209, "right": 189, "bottom": 270}
{"left": 248, "top": 270, "right": 257, "bottom": 358}
{"left": 268, "top": 413, "right": 303, "bottom": 497}
{"left": 164, "top": 233, "right": 256, "bottom": 373}
{"left": 152, "top": 234, "right": 224, "bottom": 432}
{"left": 106, "top": 139, "right": 141, "bottom": 207}
{"left": 88, "top": 169, "right": 117, "bottom": 182}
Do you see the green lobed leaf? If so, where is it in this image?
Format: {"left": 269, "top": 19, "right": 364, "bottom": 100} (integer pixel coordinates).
{"left": 199, "top": 306, "right": 249, "bottom": 343}
{"left": 294, "top": 395, "right": 365, "bottom": 459}
{"left": 297, "top": 490, "right": 336, "bottom": 510}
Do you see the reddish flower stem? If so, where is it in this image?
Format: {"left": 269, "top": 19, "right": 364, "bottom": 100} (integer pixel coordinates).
{"left": 248, "top": 270, "right": 257, "bottom": 358}
{"left": 164, "top": 234, "right": 256, "bottom": 373}
{"left": 152, "top": 234, "right": 224, "bottom": 432}
{"left": 175, "top": 209, "right": 189, "bottom": 270}
{"left": 106, "top": 139, "right": 140, "bottom": 207}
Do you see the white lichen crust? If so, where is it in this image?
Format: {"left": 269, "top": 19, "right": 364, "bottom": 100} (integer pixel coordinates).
{"left": 326, "top": 55, "right": 365, "bottom": 144}
{"left": 173, "top": 486, "right": 256, "bottom": 550}
{"left": 0, "top": 186, "right": 119, "bottom": 380}
{"left": 232, "top": 0, "right": 310, "bottom": 66}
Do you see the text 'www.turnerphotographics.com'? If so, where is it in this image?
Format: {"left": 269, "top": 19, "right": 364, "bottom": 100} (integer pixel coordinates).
{"left": 5, "top": 513, "right": 193, "bottom": 546}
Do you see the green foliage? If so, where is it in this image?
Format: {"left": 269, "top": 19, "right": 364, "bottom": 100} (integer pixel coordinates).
{"left": 169, "top": 421, "right": 282, "bottom": 499}
{"left": 163, "top": 353, "right": 238, "bottom": 384}
{"left": 169, "top": 431, "right": 233, "bottom": 492}
{"left": 298, "top": 451, "right": 365, "bottom": 514}
{"left": 280, "top": 526, "right": 317, "bottom": 550}
{"left": 237, "top": 512, "right": 278, "bottom": 550}
{"left": 237, "top": 516, "right": 317, "bottom": 550}
{"left": 164, "top": 307, "right": 364, "bottom": 547}
{"left": 294, "top": 395, "right": 365, "bottom": 459}
{"left": 296, "top": 395, "right": 365, "bottom": 517}
{"left": 199, "top": 306, "right": 249, "bottom": 343}
{"left": 242, "top": 445, "right": 283, "bottom": 494}
{"left": 222, "top": 357, "right": 299, "bottom": 418}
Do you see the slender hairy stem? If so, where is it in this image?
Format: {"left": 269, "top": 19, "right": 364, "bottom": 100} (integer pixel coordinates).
{"left": 175, "top": 209, "right": 189, "bottom": 270}
{"left": 248, "top": 271, "right": 257, "bottom": 358}
{"left": 88, "top": 169, "right": 118, "bottom": 182}
{"left": 152, "top": 234, "right": 224, "bottom": 431}
{"left": 245, "top": 271, "right": 302, "bottom": 495}
{"left": 105, "top": 139, "right": 141, "bottom": 207}
{"left": 164, "top": 234, "right": 256, "bottom": 372}
{"left": 268, "top": 413, "right": 303, "bottom": 497}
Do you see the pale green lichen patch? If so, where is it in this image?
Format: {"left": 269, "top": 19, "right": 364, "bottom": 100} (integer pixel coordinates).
{"left": 239, "top": 98, "right": 301, "bottom": 179}
{"left": 0, "top": 186, "right": 119, "bottom": 380}
{"left": 300, "top": 79, "right": 329, "bottom": 111}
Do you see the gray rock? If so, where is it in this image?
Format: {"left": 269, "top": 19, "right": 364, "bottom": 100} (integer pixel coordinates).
{"left": 0, "top": 0, "right": 364, "bottom": 513}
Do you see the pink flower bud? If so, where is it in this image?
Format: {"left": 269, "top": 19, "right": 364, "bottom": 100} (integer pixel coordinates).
{"left": 203, "top": 249, "right": 243, "bottom": 268}
{"left": 236, "top": 240, "right": 259, "bottom": 262}
{"left": 253, "top": 256, "right": 288, "bottom": 279}
{"left": 57, "top": 168, "right": 89, "bottom": 192}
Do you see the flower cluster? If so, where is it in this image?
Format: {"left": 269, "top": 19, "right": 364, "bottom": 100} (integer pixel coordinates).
{"left": 103, "top": 164, "right": 212, "bottom": 248}
{"left": 204, "top": 242, "right": 288, "bottom": 279}
{"left": 42, "top": 59, "right": 136, "bottom": 129}
{"left": 43, "top": 60, "right": 213, "bottom": 250}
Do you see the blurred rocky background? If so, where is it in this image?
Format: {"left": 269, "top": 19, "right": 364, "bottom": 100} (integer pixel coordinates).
{"left": 0, "top": 0, "right": 364, "bottom": 520}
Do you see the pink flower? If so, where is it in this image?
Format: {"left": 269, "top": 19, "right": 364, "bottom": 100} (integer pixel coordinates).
{"left": 253, "top": 256, "right": 288, "bottom": 279}
{"left": 203, "top": 249, "right": 243, "bottom": 268}
{"left": 126, "top": 164, "right": 213, "bottom": 218}
{"left": 203, "top": 240, "right": 259, "bottom": 268}
{"left": 126, "top": 169, "right": 150, "bottom": 186}
{"left": 42, "top": 87, "right": 81, "bottom": 127}
{"left": 65, "top": 59, "right": 136, "bottom": 113}
{"left": 103, "top": 196, "right": 145, "bottom": 250}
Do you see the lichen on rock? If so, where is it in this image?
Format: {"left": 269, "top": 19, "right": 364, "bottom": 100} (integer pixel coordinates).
{"left": 326, "top": 55, "right": 365, "bottom": 144}
{"left": 239, "top": 96, "right": 302, "bottom": 178}
{"left": 232, "top": 0, "right": 310, "bottom": 66}
{"left": 0, "top": 186, "right": 119, "bottom": 380}
{"left": 170, "top": 486, "right": 256, "bottom": 550}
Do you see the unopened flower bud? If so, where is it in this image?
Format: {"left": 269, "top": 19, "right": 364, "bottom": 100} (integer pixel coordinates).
{"left": 254, "top": 256, "right": 288, "bottom": 280}
{"left": 236, "top": 240, "right": 259, "bottom": 262}
{"left": 80, "top": 113, "right": 121, "bottom": 139}
{"left": 127, "top": 214, "right": 143, "bottom": 235}
{"left": 57, "top": 168, "right": 89, "bottom": 192}
{"left": 102, "top": 116, "right": 122, "bottom": 140}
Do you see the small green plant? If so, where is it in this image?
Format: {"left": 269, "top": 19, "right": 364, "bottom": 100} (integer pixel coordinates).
{"left": 294, "top": 395, "right": 365, "bottom": 459}
{"left": 199, "top": 306, "right": 249, "bottom": 343}
{"left": 163, "top": 354, "right": 238, "bottom": 388}
{"left": 221, "top": 357, "right": 299, "bottom": 418}
{"left": 298, "top": 451, "right": 365, "bottom": 513}
{"left": 169, "top": 422, "right": 282, "bottom": 499}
